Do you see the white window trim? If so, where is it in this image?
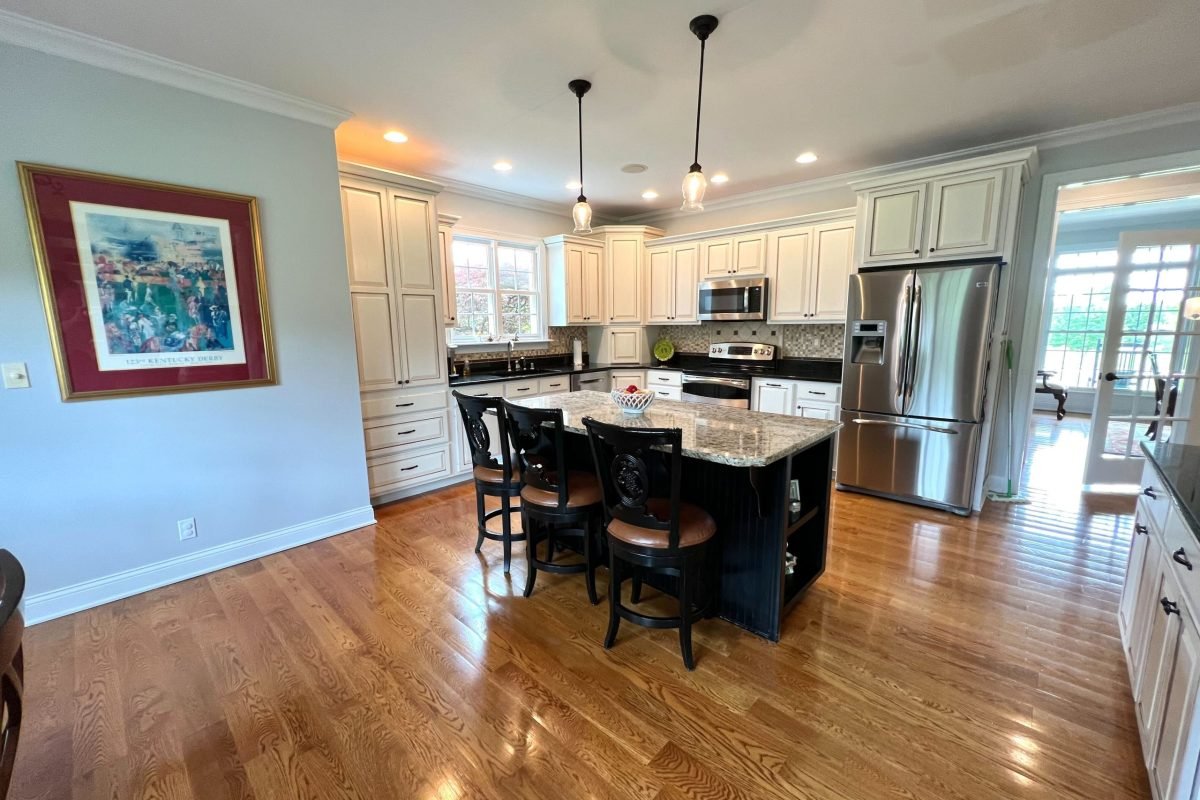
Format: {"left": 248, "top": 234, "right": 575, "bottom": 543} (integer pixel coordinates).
{"left": 446, "top": 226, "right": 549, "bottom": 350}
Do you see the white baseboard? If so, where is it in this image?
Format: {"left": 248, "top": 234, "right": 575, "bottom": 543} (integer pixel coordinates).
{"left": 25, "top": 505, "right": 377, "bottom": 625}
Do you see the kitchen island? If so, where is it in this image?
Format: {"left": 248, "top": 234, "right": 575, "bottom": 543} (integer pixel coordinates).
{"left": 511, "top": 390, "right": 840, "bottom": 640}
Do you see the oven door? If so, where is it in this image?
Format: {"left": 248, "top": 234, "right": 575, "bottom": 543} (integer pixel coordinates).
{"left": 697, "top": 277, "right": 767, "bottom": 321}
{"left": 681, "top": 374, "right": 750, "bottom": 407}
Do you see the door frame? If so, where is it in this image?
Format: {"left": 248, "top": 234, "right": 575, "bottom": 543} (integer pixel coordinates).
{"left": 1009, "top": 148, "right": 1200, "bottom": 494}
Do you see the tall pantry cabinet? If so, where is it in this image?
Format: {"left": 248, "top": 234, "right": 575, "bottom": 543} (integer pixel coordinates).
{"left": 339, "top": 163, "right": 452, "bottom": 500}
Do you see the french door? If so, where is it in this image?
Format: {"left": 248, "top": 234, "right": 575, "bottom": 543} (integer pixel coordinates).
{"left": 1084, "top": 230, "right": 1200, "bottom": 486}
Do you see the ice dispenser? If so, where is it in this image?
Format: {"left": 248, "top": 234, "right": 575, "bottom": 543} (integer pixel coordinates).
{"left": 849, "top": 320, "right": 886, "bottom": 365}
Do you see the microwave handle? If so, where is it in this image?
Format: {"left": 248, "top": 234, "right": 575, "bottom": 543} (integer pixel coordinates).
{"left": 744, "top": 287, "right": 749, "bottom": 308}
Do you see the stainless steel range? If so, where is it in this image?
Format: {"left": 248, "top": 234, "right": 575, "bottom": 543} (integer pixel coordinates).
{"left": 680, "top": 342, "right": 776, "bottom": 408}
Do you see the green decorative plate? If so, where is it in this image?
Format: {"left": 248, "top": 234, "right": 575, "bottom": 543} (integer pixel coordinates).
{"left": 653, "top": 338, "right": 675, "bottom": 363}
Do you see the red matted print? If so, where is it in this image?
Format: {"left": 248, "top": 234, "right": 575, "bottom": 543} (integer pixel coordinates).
{"left": 18, "top": 163, "right": 276, "bottom": 400}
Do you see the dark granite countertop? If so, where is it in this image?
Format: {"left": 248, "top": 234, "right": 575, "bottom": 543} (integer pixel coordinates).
{"left": 448, "top": 355, "right": 842, "bottom": 388}
{"left": 1142, "top": 441, "right": 1200, "bottom": 538}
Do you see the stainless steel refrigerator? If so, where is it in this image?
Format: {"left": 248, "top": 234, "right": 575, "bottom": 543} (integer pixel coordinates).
{"left": 837, "top": 259, "right": 1001, "bottom": 515}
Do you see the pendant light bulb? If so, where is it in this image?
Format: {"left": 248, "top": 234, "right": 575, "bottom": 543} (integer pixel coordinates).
{"left": 681, "top": 165, "right": 707, "bottom": 212}
{"left": 568, "top": 78, "right": 593, "bottom": 233}
{"left": 572, "top": 197, "right": 593, "bottom": 234}
{"left": 681, "top": 15, "right": 719, "bottom": 213}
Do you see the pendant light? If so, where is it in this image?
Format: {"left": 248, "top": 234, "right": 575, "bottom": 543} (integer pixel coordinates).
{"left": 681, "top": 14, "right": 719, "bottom": 212}
{"left": 569, "top": 79, "right": 593, "bottom": 234}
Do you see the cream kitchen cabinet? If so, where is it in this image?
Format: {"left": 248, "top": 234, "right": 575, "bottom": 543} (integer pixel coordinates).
{"left": 546, "top": 235, "right": 604, "bottom": 325}
{"left": 610, "top": 370, "right": 647, "bottom": 392}
{"left": 646, "top": 243, "right": 699, "bottom": 324}
{"left": 701, "top": 234, "right": 767, "bottom": 278}
{"left": 601, "top": 227, "right": 663, "bottom": 323}
{"left": 766, "top": 218, "right": 855, "bottom": 323}
{"left": 852, "top": 149, "right": 1034, "bottom": 267}
{"left": 438, "top": 212, "right": 460, "bottom": 326}
{"left": 752, "top": 379, "right": 795, "bottom": 415}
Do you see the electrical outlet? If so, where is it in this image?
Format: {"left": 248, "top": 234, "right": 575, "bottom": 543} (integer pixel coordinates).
{"left": 177, "top": 517, "right": 197, "bottom": 541}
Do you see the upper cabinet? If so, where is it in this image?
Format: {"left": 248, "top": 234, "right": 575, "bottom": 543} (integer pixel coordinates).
{"left": 767, "top": 217, "right": 855, "bottom": 323}
{"left": 546, "top": 226, "right": 663, "bottom": 325}
{"left": 853, "top": 148, "right": 1036, "bottom": 267}
{"left": 701, "top": 233, "right": 767, "bottom": 278}
{"left": 437, "top": 212, "right": 460, "bottom": 327}
{"left": 646, "top": 243, "right": 699, "bottom": 324}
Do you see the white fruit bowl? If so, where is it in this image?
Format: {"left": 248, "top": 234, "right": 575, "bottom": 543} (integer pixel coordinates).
{"left": 610, "top": 388, "right": 655, "bottom": 415}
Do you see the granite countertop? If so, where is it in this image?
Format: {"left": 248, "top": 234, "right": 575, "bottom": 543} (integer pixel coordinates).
{"left": 448, "top": 357, "right": 843, "bottom": 388}
{"left": 510, "top": 390, "right": 840, "bottom": 467}
{"left": 1142, "top": 441, "right": 1200, "bottom": 538}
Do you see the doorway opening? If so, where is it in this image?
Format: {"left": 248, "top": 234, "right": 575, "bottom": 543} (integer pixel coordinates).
{"left": 1025, "top": 170, "right": 1200, "bottom": 495}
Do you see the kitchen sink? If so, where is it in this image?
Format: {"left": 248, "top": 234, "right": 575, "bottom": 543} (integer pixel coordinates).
{"left": 479, "top": 368, "right": 560, "bottom": 378}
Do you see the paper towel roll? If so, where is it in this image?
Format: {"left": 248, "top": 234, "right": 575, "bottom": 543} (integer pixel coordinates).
{"left": 573, "top": 339, "right": 583, "bottom": 368}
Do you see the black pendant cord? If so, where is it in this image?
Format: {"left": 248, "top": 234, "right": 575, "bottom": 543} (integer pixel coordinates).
{"left": 577, "top": 92, "right": 586, "bottom": 202}
{"left": 691, "top": 36, "right": 706, "bottom": 171}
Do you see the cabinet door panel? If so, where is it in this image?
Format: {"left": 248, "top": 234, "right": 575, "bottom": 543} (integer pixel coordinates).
{"left": 608, "top": 237, "right": 642, "bottom": 323}
{"left": 810, "top": 221, "right": 856, "bottom": 321}
{"left": 1132, "top": 534, "right": 1166, "bottom": 692}
{"left": 342, "top": 183, "right": 390, "bottom": 288}
{"left": 672, "top": 245, "right": 699, "bottom": 322}
{"left": 733, "top": 234, "right": 766, "bottom": 275}
{"left": 583, "top": 247, "right": 604, "bottom": 322}
{"left": 398, "top": 293, "right": 445, "bottom": 386}
{"left": 702, "top": 238, "right": 733, "bottom": 277}
{"left": 1121, "top": 515, "right": 1152, "bottom": 645}
{"left": 566, "top": 246, "right": 586, "bottom": 323}
{"left": 391, "top": 194, "right": 436, "bottom": 290}
{"left": 767, "top": 228, "right": 812, "bottom": 322}
{"left": 647, "top": 248, "right": 673, "bottom": 322}
{"left": 1135, "top": 556, "right": 1177, "bottom": 739}
{"left": 1151, "top": 614, "right": 1200, "bottom": 800}
{"left": 753, "top": 382, "right": 794, "bottom": 415}
{"left": 351, "top": 292, "right": 402, "bottom": 389}
{"left": 438, "top": 227, "right": 457, "bottom": 326}
{"left": 927, "top": 168, "right": 1003, "bottom": 256}
{"left": 864, "top": 182, "right": 926, "bottom": 262}
{"left": 608, "top": 329, "right": 642, "bottom": 364}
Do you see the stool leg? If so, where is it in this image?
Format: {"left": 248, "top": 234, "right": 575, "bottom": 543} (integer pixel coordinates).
{"left": 584, "top": 514, "right": 599, "bottom": 606}
{"left": 678, "top": 563, "right": 695, "bottom": 671}
{"left": 474, "top": 487, "right": 486, "bottom": 553}
{"left": 523, "top": 512, "right": 538, "bottom": 598}
{"left": 604, "top": 548, "right": 621, "bottom": 649}
{"left": 501, "top": 493, "right": 513, "bottom": 575}
{"left": 1056, "top": 390, "right": 1067, "bottom": 421}
{"left": 630, "top": 572, "right": 643, "bottom": 604}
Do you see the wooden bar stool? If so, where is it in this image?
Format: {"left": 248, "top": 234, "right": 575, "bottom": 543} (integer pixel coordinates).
{"left": 453, "top": 391, "right": 525, "bottom": 574}
{"left": 503, "top": 400, "right": 603, "bottom": 604}
{"left": 583, "top": 417, "right": 717, "bottom": 670}
{"left": 0, "top": 549, "right": 26, "bottom": 800}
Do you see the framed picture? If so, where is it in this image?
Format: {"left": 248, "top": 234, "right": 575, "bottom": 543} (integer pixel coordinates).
{"left": 18, "top": 163, "right": 276, "bottom": 400}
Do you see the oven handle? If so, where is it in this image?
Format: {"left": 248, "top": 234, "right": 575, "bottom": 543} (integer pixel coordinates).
{"left": 682, "top": 373, "right": 750, "bottom": 389}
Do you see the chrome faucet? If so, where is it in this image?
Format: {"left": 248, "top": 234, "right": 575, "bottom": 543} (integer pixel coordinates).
{"left": 507, "top": 337, "right": 516, "bottom": 372}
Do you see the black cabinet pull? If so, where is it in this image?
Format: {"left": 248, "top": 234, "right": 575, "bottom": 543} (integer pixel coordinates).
{"left": 1135, "top": 523, "right": 1148, "bottom": 535}
{"left": 396, "top": 429, "right": 416, "bottom": 436}
{"left": 517, "top": 387, "right": 531, "bottom": 392}
{"left": 395, "top": 402, "right": 414, "bottom": 408}
{"left": 1162, "top": 597, "right": 1180, "bottom": 616}
{"left": 929, "top": 247, "right": 936, "bottom": 253}
{"left": 1144, "top": 486, "right": 1158, "bottom": 499}
{"left": 400, "top": 464, "right": 419, "bottom": 472}
{"left": 809, "top": 390, "right": 827, "bottom": 396}
{"left": 1173, "top": 548, "right": 1194, "bottom": 570}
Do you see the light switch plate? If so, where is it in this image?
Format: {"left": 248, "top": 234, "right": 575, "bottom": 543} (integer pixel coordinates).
{"left": 2, "top": 362, "right": 30, "bottom": 389}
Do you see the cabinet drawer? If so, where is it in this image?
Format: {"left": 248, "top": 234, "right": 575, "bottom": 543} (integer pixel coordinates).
{"left": 1141, "top": 462, "right": 1172, "bottom": 532}
{"left": 651, "top": 386, "right": 681, "bottom": 401}
{"left": 368, "top": 446, "right": 450, "bottom": 493}
{"left": 538, "top": 376, "right": 570, "bottom": 394}
{"left": 364, "top": 414, "right": 447, "bottom": 453}
{"left": 451, "top": 383, "right": 502, "bottom": 399}
{"left": 647, "top": 369, "right": 682, "bottom": 388}
{"left": 794, "top": 381, "right": 841, "bottom": 404}
{"left": 505, "top": 378, "right": 541, "bottom": 398}
{"left": 573, "top": 372, "right": 608, "bottom": 391}
{"left": 362, "top": 388, "right": 446, "bottom": 421}
{"left": 796, "top": 402, "right": 838, "bottom": 421}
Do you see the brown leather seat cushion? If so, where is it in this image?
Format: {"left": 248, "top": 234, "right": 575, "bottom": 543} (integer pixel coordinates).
{"left": 521, "top": 471, "right": 602, "bottom": 508}
{"left": 607, "top": 498, "right": 716, "bottom": 549}
{"left": 473, "top": 463, "right": 520, "bottom": 484}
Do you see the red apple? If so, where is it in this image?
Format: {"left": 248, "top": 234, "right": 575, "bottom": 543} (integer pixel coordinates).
{"left": 625, "top": 384, "right": 638, "bottom": 394}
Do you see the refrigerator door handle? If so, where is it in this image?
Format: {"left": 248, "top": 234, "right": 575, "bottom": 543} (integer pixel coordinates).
{"left": 903, "top": 284, "right": 924, "bottom": 413}
{"left": 897, "top": 283, "right": 913, "bottom": 402}
{"left": 851, "top": 418, "right": 960, "bottom": 435}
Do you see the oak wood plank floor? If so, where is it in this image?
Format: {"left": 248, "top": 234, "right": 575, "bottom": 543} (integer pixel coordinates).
{"left": 11, "top": 414, "right": 1149, "bottom": 799}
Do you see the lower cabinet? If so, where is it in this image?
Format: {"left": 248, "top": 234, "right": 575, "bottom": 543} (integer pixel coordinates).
{"left": 1121, "top": 463, "right": 1200, "bottom": 800}
{"left": 368, "top": 446, "right": 451, "bottom": 495}
{"left": 752, "top": 380, "right": 795, "bottom": 415}
{"left": 611, "top": 370, "right": 647, "bottom": 392}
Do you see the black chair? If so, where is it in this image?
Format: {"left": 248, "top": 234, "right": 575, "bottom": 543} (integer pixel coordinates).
{"left": 503, "top": 400, "right": 603, "bottom": 604}
{"left": 583, "top": 417, "right": 717, "bottom": 670}
{"left": 0, "top": 550, "right": 26, "bottom": 800}
{"left": 453, "top": 391, "right": 525, "bottom": 574}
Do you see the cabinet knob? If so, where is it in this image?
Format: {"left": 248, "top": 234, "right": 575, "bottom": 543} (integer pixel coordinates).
{"left": 1135, "top": 523, "right": 1148, "bottom": 535}
{"left": 913, "top": 249, "right": 920, "bottom": 255}
{"left": 1173, "top": 548, "right": 1194, "bottom": 571}
{"left": 1161, "top": 597, "right": 1181, "bottom": 616}
{"left": 929, "top": 247, "right": 936, "bottom": 253}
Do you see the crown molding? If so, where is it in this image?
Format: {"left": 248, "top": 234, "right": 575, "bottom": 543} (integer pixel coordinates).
{"left": 432, "top": 173, "right": 586, "bottom": 220}
{"left": 338, "top": 160, "right": 445, "bottom": 194}
{"left": 619, "top": 101, "right": 1200, "bottom": 225}
{"left": 0, "top": 10, "right": 351, "bottom": 128}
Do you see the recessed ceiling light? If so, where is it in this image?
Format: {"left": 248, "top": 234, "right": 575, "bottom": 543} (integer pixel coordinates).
{"left": 493, "top": 160, "right": 513, "bottom": 172}
{"left": 795, "top": 151, "right": 818, "bottom": 164}
{"left": 383, "top": 130, "right": 408, "bottom": 143}
{"left": 621, "top": 163, "right": 648, "bottom": 174}
{"left": 642, "top": 190, "right": 659, "bottom": 200}
{"left": 566, "top": 180, "right": 582, "bottom": 191}
{"left": 711, "top": 173, "right": 729, "bottom": 184}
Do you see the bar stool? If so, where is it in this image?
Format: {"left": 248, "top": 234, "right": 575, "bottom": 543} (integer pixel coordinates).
{"left": 582, "top": 417, "right": 717, "bottom": 670}
{"left": 503, "top": 400, "right": 603, "bottom": 604}
{"left": 0, "top": 549, "right": 26, "bottom": 800}
{"left": 453, "top": 391, "right": 525, "bottom": 574}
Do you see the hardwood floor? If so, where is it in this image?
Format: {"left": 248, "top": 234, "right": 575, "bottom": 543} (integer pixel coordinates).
{"left": 12, "top": 415, "right": 1147, "bottom": 799}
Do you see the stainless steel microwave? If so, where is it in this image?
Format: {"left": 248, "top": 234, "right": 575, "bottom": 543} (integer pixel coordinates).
{"left": 697, "top": 276, "right": 767, "bottom": 321}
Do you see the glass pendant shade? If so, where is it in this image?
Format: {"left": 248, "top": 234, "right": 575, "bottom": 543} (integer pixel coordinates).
{"left": 1185, "top": 296, "right": 1200, "bottom": 320}
{"left": 681, "top": 167, "right": 707, "bottom": 212}
{"left": 572, "top": 197, "right": 593, "bottom": 234}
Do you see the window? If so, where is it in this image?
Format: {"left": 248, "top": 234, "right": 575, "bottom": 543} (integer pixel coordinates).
{"left": 450, "top": 236, "right": 542, "bottom": 344}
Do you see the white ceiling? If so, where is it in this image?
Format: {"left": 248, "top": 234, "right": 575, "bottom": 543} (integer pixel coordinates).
{"left": 5, "top": 0, "right": 1200, "bottom": 217}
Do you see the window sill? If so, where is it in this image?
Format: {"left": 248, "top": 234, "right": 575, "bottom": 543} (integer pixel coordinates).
{"left": 449, "top": 339, "right": 553, "bottom": 354}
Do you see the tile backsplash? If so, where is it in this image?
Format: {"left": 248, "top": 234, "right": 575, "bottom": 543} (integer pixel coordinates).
{"left": 651, "top": 322, "right": 845, "bottom": 359}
